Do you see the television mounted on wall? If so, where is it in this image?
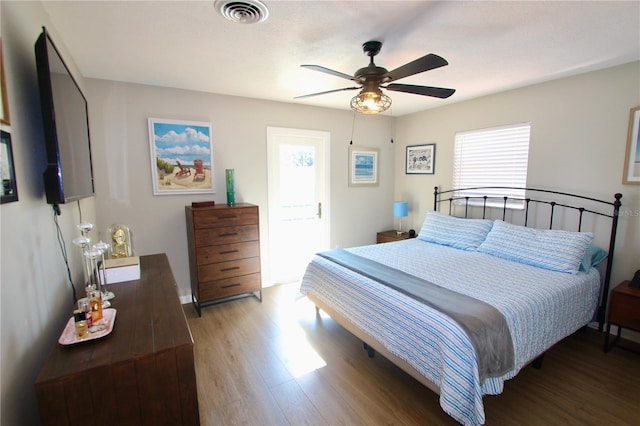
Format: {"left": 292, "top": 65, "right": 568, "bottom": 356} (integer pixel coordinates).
{"left": 35, "top": 27, "right": 94, "bottom": 213}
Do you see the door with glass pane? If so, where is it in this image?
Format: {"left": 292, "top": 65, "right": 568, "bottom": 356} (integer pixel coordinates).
{"left": 267, "top": 127, "right": 329, "bottom": 284}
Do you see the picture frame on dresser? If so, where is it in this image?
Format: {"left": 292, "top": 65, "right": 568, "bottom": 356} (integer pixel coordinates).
{"left": 406, "top": 144, "right": 435, "bottom": 174}
{"left": 623, "top": 106, "right": 640, "bottom": 185}
{"left": 148, "top": 118, "right": 214, "bottom": 195}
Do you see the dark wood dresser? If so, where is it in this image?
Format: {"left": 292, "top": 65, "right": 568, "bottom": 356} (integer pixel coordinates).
{"left": 34, "top": 254, "right": 199, "bottom": 425}
{"left": 185, "top": 203, "right": 262, "bottom": 316}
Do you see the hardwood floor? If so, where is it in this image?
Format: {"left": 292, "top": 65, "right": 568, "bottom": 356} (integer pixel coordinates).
{"left": 185, "top": 283, "right": 640, "bottom": 425}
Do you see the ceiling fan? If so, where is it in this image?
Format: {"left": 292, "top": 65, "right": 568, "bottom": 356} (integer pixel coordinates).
{"left": 295, "top": 41, "right": 455, "bottom": 114}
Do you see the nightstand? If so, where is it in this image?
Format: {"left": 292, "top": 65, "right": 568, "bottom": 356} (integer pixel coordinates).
{"left": 376, "top": 230, "right": 414, "bottom": 244}
{"left": 604, "top": 280, "right": 640, "bottom": 353}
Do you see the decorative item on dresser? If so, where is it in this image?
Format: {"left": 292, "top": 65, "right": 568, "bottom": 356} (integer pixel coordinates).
{"left": 185, "top": 203, "right": 262, "bottom": 316}
{"left": 604, "top": 280, "right": 640, "bottom": 353}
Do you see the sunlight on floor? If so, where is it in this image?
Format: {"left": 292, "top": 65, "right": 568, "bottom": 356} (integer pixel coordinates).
{"left": 277, "top": 289, "right": 329, "bottom": 377}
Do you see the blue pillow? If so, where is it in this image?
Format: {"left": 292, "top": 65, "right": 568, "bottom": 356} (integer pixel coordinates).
{"left": 580, "top": 245, "right": 608, "bottom": 272}
{"left": 418, "top": 211, "right": 494, "bottom": 250}
{"left": 477, "top": 220, "right": 593, "bottom": 274}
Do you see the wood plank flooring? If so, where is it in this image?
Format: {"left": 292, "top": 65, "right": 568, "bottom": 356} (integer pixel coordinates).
{"left": 185, "top": 283, "right": 640, "bottom": 425}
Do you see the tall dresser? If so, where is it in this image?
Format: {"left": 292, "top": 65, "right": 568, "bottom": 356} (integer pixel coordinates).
{"left": 185, "top": 203, "right": 262, "bottom": 316}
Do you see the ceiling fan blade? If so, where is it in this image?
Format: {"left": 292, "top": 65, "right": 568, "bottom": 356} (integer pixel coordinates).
{"left": 294, "top": 86, "right": 359, "bottom": 99}
{"left": 385, "top": 54, "right": 449, "bottom": 82}
{"left": 386, "top": 83, "right": 455, "bottom": 99}
{"left": 301, "top": 65, "right": 357, "bottom": 81}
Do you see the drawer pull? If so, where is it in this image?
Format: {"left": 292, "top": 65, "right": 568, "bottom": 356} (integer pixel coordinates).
{"left": 222, "top": 283, "right": 241, "bottom": 289}
{"left": 221, "top": 266, "right": 240, "bottom": 272}
{"left": 220, "top": 249, "right": 239, "bottom": 254}
{"left": 219, "top": 232, "right": 238, "bottom": 237}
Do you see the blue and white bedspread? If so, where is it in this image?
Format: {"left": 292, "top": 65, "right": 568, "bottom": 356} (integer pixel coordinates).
{"left": 299, "top": 238, "right": 600, "bottom": 426}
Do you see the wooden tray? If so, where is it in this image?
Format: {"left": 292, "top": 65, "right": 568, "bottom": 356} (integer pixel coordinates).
{"left": 58, "top": 308, "right": 117, "bottom": 345}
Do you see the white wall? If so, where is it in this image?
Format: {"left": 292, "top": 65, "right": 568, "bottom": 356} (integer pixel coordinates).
{"left": 1, "top": 2, "right": 98, "bottom": 424}
{"left": 86, "top": 79, "right": 395, "bottom": 301}
{"left": 395, "top": 61, "right": 640, "bottom": 320}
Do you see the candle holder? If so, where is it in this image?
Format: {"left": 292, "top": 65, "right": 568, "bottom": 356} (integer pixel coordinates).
{"left": 93, "top": 241, "right": 115, "bottom": 305}
{"left": 72, "top": 222, "right": 114, "bottom": 309}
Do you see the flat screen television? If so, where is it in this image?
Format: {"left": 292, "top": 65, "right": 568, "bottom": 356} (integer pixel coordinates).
{"left": 35, "top": 27, "right": 94, "bottom": 212}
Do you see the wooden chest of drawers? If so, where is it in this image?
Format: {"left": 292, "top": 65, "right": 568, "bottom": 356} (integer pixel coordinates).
{"left": 186, "top": 203, "right": 262, "bottom": 315}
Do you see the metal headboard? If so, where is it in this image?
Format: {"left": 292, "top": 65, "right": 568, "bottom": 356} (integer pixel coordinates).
{"left": 433, "top": 186, "right": 623, "bottom": 331}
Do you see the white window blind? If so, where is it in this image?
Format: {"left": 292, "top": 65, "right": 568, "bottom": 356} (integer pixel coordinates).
{"left": 453, "top": 123, "right": 530, "bottom": 209}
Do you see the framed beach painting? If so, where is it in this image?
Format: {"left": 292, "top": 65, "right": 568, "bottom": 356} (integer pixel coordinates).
{"left": 148, "top": 118, "right": 214, "bottom": 195}
{"left": 349, "top": 145, "right": 379, "bottom": 187}
{"left": 406, "top": 144, "right": 435, "bottom": 175}
{"left": 623, "top": 106, "right": 640, "bottom": 185}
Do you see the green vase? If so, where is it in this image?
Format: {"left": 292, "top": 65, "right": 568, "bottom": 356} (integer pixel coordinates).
{"left": 225, "top": 169, "right": 235, "bottom": 206}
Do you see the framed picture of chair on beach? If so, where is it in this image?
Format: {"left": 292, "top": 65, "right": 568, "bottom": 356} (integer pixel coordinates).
{"left": 148, "top": 118, "right": 214, "bottom": 195}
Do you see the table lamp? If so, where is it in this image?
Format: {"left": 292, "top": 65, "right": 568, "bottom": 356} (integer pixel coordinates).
{"left": 394, "top": 201, "right": 408, "bottom": 235}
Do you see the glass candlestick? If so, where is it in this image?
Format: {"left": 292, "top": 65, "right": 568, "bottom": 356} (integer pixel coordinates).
{"left": 72, "top": 236, "right": 92, "bottom": 294}
{"left": 93, "top": 241, "right": 115, "bottom": 306}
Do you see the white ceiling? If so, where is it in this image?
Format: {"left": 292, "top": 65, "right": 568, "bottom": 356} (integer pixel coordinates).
{"left": 41, "top": 0, "right": 640, "bottom": 116}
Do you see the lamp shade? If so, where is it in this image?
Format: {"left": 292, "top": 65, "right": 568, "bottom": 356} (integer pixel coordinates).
{"left": 393, "top": 201, "right": 408, "bottom": 218}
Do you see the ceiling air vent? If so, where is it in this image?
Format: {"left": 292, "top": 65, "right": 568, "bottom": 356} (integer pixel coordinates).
{"left": 215, "top": 0, "right": 269, "bottom": 24}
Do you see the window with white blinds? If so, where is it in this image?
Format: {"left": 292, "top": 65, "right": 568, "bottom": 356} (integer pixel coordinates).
{"left": 452, "top": 123, "right": 531, "bottom": 209}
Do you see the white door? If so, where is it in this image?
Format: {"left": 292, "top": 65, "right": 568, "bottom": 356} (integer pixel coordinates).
{"left": 266, "top": 127, "right": 330, "bottom": 284}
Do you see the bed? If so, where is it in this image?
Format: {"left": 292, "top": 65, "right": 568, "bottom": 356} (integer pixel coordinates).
{"left": 300, "top": 186, "right": 622, "bottom": 426}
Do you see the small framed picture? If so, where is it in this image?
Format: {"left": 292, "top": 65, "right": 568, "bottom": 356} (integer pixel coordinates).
{"left": 148, "top": 118, "right": 214, "bottom": 195}
{"left": 1, "top": 130, "right": 18, "bottom": 203}
{"left": 623, "top": 106, "right": 640, "bottom": 185}
{"left": 406, "top": 144, "right": 435, "bottom": 175}
{"left": 349, "top": 145, "right": 379, "bottom": 187}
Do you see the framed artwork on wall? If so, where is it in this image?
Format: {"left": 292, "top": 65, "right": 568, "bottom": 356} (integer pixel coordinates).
{"left": 349, "top": 145, "right": 379, "bottom": 187}
{"left": 1, "top": 38, "right": 10, "bottom": 126}
{"left": 148, "top": 118, "right": 214, "bottom": 195}
{"left": 623, "top": 106, "right": 640, "bottom": 185}
{"left": 1, "top": 130, "right": 18, "bottom": 203}
{"left": 406, "top": 144, "right": 435, "bottom": 175}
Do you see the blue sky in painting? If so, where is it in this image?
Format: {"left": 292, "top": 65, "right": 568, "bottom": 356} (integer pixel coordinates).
{"left": 153, "top": 122, "right": 211, "bottom": 167}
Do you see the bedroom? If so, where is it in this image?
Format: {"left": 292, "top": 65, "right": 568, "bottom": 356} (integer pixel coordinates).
{"left": 1, "top": 1, "right": 639, "bottom": 424}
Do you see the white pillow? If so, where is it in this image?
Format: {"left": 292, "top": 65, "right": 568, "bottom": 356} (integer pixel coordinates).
{"left": 477, "top": 220, "right": 593, "bottom": 274}
{"left": 418, "top": 211, "right": 494, "bottom": 251}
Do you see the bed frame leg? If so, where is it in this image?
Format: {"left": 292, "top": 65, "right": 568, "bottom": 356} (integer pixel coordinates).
{"left": 532, "top": 354, "right": 544, "bottom": 369}
{"left": 363, "top": 342, "right": 375, "bottom": 358}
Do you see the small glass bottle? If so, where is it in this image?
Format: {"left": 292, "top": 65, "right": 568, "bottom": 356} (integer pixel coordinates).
{"left": 77, "top": 297, "right": 93, "bottom": 328}
{"left": 74, "top": 310, "right": 88, "bottom": 339}
{"left": 86, "top": 285, "right": 103, "bottom": 323}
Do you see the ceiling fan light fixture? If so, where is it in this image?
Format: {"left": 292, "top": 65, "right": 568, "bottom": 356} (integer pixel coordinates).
{"left": 214, "top": 0, "right": 269, "bottom": 24}
{"left": 350, "top": 89, "right": 391, "bottom": 114}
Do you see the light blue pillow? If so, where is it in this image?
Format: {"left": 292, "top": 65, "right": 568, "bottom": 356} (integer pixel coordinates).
{"left": 580, "top": 245, "right": 608, "bottom": 272}
{"left": 477, "top": 220, "right": 593, "bottom": 274}
{"left": 418, "top": 211, "right": 494, "bottom": 251}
